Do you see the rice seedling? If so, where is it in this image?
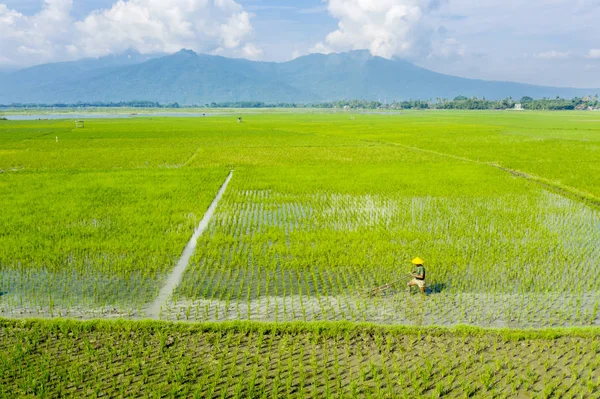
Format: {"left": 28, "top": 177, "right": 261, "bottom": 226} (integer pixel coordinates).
{"left": 0, "top": 167, "right": 229, "bottom": 315}
{"left": 3, "top": 319, "right": 600, "bottom": 398}
{"left": 171, "top": 163, "right": 600, "bottom": 328}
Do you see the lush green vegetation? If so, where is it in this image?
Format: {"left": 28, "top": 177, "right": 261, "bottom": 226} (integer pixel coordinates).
{"left": 171, "top": 164, "right": 599, "bottom": 326}
{"left": 3, "top": 95, "right": 599, "bottom": 110}
{"left": 0, "top": 110, "right": 599, "bottom": 396}
{"left": 313, "top": 96, "right": 599, "bottom": 110}
{"left": 0, "top": 101, "right": 181, "bottom": 109}
{"left": 2, "top": 319, "right": 600, "bottom": 398}
{"left": 1, "top": 168, "right": 227, "bottom": 313}
{"left": 0, "top": 112, "right": 599, "bottom": 324}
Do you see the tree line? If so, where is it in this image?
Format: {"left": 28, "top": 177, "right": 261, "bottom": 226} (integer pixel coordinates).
{"left": 2, "top": 96, "right": 599, "bottom": 110}
{"left": 0, "top": 101, "right": 181, "bottom": 109}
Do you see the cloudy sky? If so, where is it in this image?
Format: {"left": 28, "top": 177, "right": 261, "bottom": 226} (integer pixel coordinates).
{"left": 1, "top": 0, "right": 599, "bottom": 87}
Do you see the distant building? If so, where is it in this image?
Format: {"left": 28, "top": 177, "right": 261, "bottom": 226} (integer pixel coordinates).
{"left": 513, "top": 103, "right": 523, "bottom": 111}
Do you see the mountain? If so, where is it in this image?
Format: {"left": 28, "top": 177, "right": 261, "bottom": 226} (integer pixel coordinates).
{"left": 0, "top": 50, "right": 165, "bottom": 104}
{"left": 1, "top": 49, "right": 598, "bottom": 104}
{"left": 277, "top": 51, "right": 598, "bottom": 101}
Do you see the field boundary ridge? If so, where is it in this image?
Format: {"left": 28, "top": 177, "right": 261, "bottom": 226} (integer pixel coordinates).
{"left": 3, "top": 318, "right": 600, "bottom": 340}
{"left": 371, "top": 140, "right": 600, "bottom": 209}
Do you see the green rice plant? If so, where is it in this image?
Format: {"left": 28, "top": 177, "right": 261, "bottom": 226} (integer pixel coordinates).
{"left": 2, "top": 112, "right": 600, "bottom": 331}
{"left": 479, "top": 366, "right": 495, "bottom": 392}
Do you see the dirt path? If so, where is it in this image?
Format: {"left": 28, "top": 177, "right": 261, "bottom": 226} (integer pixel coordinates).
{"left": 146, "top": 170, "right": 234, "bottom": 318}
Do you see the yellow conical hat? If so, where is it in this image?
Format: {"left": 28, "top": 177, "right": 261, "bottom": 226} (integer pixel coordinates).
{"left": 412, "top": 257, "right": 424, "bottom": 265}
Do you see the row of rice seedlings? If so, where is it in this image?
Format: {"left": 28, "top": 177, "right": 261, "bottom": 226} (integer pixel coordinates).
{"left": 3, "top": 319, "right": 600, "bottom": 397}
{"left": 0, "top": 266, "right": 164, "bottom": 316}
{"left": 174, "top": 171, "right": 600, "bottom": 327}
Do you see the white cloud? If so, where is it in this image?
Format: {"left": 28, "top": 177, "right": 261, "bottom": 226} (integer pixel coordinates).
{"left": 76, "top": 0, "right": 256, "bottom": 57}
{"left": 534, "top": 50, "right": 570, "bottom": 59}
{"left": 241, "top": 43, "right": 263, "bottom": 59}
{"left": 309, "top": 42, "right": 333, "bottom": 55}
{"left": 0, "top": 0, "right": 74, "bottom": 66}
{"left": 586, "top": 49, "right": 600, "bottom": 59}
{"left": 430, "top": 37, "right": 465, "bottom": 59}
{"left": 314, "top": 0, "right": 446, "bottom": 59}
{"left": 0, "top": 0, "right": 259, "bottom": 66}
{"left": 290, "top": 49, "right": 302, "bottom": 60}
{"left": 417, "top": 0, "right": 600, "bottom": 87}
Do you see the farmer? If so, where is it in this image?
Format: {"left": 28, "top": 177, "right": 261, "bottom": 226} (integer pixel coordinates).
{"left": 407, "top": 257, "right": 426, "bottom": 294}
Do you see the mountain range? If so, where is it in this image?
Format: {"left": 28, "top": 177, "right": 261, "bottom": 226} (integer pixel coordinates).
{"left": 1, "top": 49, "right": 598, "bottom": 104}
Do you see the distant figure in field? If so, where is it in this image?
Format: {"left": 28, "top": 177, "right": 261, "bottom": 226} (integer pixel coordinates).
{"left": 408, "top": 257, "right": 426, "bottom": 294}
{"left": 238, "top": 117, "right": 243, "bottom": 123}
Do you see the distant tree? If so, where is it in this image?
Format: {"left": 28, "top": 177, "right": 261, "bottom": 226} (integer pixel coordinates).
{"left": 520, "top": 96, "right": 534, "bottom": 103}
{"left": 501, "top": 98, "right": 515, "bottom": 109}
{"left": 454, "top": 95, "right": 469, "bottom": 101}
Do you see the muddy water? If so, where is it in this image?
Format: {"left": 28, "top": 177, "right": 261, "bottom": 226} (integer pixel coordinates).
{"left": 146, "top": 171, "right": 234, "bottom": 318}
{"left": 158, "top": 292, "right": 600, "bottom": 328}
{"left": 2, "top": 290, "right": 599, "bottom": 328}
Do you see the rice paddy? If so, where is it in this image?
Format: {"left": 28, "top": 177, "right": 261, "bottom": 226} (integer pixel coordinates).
{"left": 1, "top": 110, "right": 599, "bottom": 396}
{"left": 2, "top": 319, "right": 600, "bottom": 398}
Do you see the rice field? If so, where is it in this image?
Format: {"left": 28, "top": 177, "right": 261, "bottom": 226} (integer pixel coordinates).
{"left": 169, "top": 174, "right": 600, "bottom": 327}
{"left": 0, "top": 168, "right": 228, "bottom": 314}
{"left": 2, "top": 319, "right": 600, "bottom": 398}
{"left": 1, "top": 110, "right": 599, "bottom": 396}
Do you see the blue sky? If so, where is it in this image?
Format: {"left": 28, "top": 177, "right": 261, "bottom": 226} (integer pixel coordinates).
{"left": 1, "top": 0, "right": 600, "bottom": 88}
